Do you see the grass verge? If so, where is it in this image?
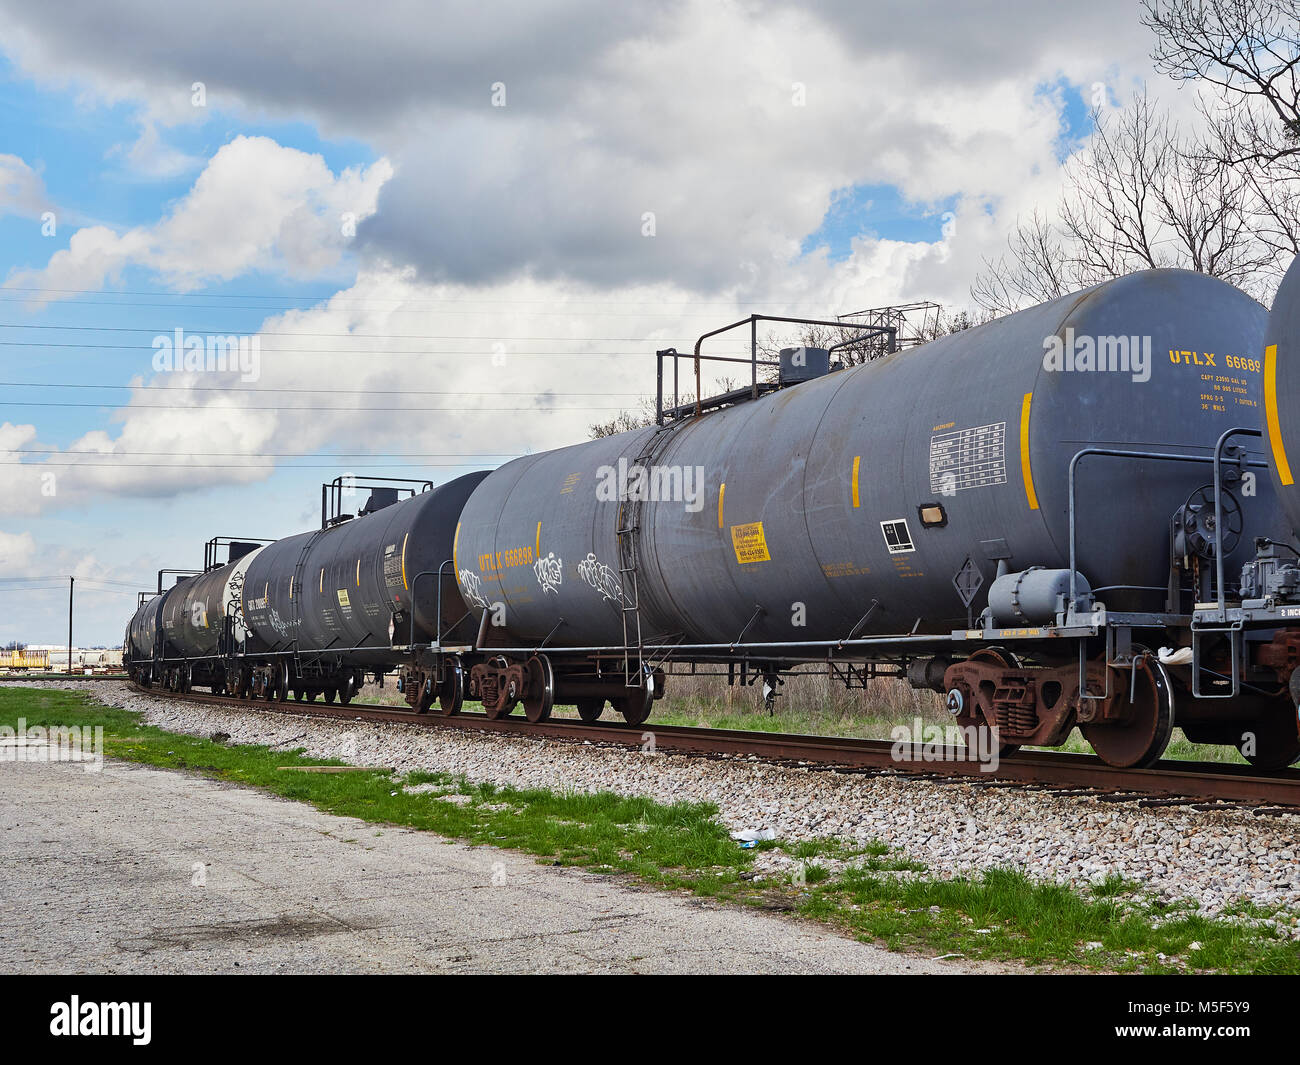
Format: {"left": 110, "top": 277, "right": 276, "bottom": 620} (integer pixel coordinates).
{"left": 3, "top": 686, "right": 1296, "bottom": 973}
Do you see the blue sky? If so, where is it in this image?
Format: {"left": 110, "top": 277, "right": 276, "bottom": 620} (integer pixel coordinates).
{"left": 0, "top": 60, "right": 405, "bottom": 640}
{"left": 800, "top": 183, "right": 961, "bottom": 259}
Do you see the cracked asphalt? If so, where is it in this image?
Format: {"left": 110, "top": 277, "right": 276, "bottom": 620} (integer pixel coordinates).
{"left": 0, "top": 757, "right": 972, "bottom": 974}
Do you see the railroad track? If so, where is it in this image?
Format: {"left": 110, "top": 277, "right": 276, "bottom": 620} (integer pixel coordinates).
{"left": 116, "top": 681, "right": 1300, "bottom": 812}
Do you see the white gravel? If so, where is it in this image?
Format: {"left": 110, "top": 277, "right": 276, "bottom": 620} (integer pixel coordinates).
{"left": 9, "top": 679, "right": 1300, "bottom": 926}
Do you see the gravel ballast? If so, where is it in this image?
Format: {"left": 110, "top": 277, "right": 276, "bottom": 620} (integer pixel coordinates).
{"left": 8, "top": 680, "right": 1300, "bottom": 924}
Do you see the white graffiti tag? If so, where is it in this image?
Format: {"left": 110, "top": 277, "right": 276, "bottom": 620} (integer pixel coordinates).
{"left": 459, "top": 569, "right": 491, "bottom": 609}
{"left": 577, "top": 552, "right": 624, "bottom": 605}
{"left": 535, "top": 552, "right": 563, "bottom": 595}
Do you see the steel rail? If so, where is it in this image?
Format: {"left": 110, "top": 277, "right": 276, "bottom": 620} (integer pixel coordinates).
{"left": 123, "top": 682, "right": 1300, "bottom": 809}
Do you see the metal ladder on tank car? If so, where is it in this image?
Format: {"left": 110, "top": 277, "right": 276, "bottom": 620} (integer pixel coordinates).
{"left": 616, "top": 421, "right": 686, "bottom": 687}
{"left": 289, "top": 528, "right": 328, "bottom": 683}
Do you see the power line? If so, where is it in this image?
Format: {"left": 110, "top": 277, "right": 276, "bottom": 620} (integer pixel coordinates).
{"left": 0, "top": 295, "right": 752, "bottom": 317}
{"left": 0, "top": 380, "right": 641, "bottom": 397}
{"left": 0, "top": 576, "right": 140, "bottom": 587}
{"left": 0, "top": 284, "right": 804, "bottom": 308}
{"left": 0, "top": 322, "right": 746, "bottom": 342}
{"left": 0, "top": 341, "right": 698, "bottom": 356}
{"left": 0, "top": 461, "right": 502, "bottom": 469}
{"left": 0, "top": 401, "right": 628, "bottom": 411}
{"left": 8, "top": 448, "right": 519, "bottom": 457}
{"left": 9, "top": 448, "right": 520, "bottom": 458}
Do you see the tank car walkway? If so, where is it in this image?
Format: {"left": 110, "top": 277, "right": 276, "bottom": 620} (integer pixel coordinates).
{"left": 0, "top": 757, "right": 969, "bottom": 974}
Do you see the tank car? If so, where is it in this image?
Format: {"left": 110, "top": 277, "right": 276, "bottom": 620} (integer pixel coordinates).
{"left": 232, "top": 472, "right": 487, "bottom": 704}
{"left": 124, "top": 579, "right": 189, "bottom": 687}
{"left": 456, "top": 269, "right": 1296, "bottom": 767}
{"left": 1200, "top": 254, "right": 1300, "bottom": 767}
{"left": 125, "top": 475, "right": 488, "bottom": 705}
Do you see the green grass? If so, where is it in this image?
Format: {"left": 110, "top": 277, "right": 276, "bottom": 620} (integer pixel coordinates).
{"left": 797, "top": 866, "right": 1300, "bottom": 973}
{"left": 3, "top": 686, "right": 1295, "bottom": 973}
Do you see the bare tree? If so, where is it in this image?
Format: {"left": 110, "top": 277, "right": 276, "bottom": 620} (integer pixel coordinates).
{"left": 1143, "top": 0, "right": 1300, "bottom": 167}
{"left": 1142, "top": 0, "right": 1300, "bottom": 273}
{"left": 588, "top": 405, "right": 655, "bottom": 439}
{"left": 971, "top": 210, "right": 1075, "bottom": 313}
{"left": 973, "top": 88, "right": 1280, "bottom": 313}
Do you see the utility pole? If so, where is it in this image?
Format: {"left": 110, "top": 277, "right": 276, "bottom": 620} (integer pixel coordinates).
{"left": 67, "top": 576, "right": 74, "bottom": 675}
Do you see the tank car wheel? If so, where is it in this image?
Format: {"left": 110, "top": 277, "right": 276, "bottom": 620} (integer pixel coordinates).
{"left": 1234, "top": 696, "right": 1300, "bottom": 769}
{"left": 1079, "top": 652, "right": 1174, "bottom": 769}
{"left": 614, "top": 685, "right": 653, "bottom": 726}
{"left": 294, "top": 689, "right": 307, "bottom": 702}
{"left": 575, "top": 697, "right": 605, "bottom": 723}
{"left": 323, "top": 686, "right": 337, "bottom": 704}
{"left": 482, "top": 684, "right": 516, "bottom": 720}
{"left": 481, "top": 660, "right": 524, "bottom": 720}
{"left": 962, "top": 648, "right": 1023, "bottom": 758}
{"left": 414, "top": 675, "right": 436, "bottom": 713}
{"left": 339, "top": 674, "right": 355, "bottom": 706}
{"left": 437, "top": 661, "right": 464, "bottom": 716}
{"left": 521, "top": 655, "right": 554, "bottom": 723}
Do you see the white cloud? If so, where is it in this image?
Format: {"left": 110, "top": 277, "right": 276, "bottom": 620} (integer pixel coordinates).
{"left": 0, "top": 529, "right": 37, "bottom": 572}
{"left": 0, "top": 153, "right": 50, "bottom": 219}
{"left": 5, "top": 136, "right": 392, "bottom": 300}
{"left": 0, "top": 0, "right": 1163, "bottom": 292}
{"left": 113, "top": 119, "right": 204, "bottom": 180}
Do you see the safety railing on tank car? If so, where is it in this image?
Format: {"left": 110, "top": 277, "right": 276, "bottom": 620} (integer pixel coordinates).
{"left": 406, "top": 560, "right": 472, "bottom": 650}
{"left": 156, "top": 568, "right": 199, "bottom": 593}
{"left": 1064, "top": 427, "right": 1268, "bottom": 703}
{"left": 1065, "top": 428, "right": 1266, "bottom": 616}
{"left": 203, "top": 536, "right": 275, "bottom": 572}
{"left": 320, "top": 476, "right": 434, "bottom": 530}
{"left": 653, "top": 315, "right": 897, "bottom": 425}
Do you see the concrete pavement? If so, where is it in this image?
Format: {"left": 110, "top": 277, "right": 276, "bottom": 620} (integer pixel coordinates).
{"left": 0, "top": 757, "right": 973, "bottom": 974}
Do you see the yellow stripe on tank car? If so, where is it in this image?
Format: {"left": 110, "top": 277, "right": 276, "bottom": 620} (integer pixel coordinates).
{"left": 356, "top": 559, "right": 361, "bottom": 587}
{"left": 1020, "top": 392, "right": 1039, "bottom": 510}
{"left": 401, "top": 532, "right": 409, "bottom": 590}
{"left": 319, "top": 568, "right": 324, "bottom": 593}
{"left": 453, "top": 523, "right": 461, "bottom": 572}
{"left": 718, "top": 483, "right": 726, "bottom": 528}
{"left": 1266, "top": 344, "right": 1295, "bottom": 486}
{"left": 535, "top": 521, "right": 541, "bottom": 557}
{"left": 851, "top": 455, "right": 861, "bottom": 508}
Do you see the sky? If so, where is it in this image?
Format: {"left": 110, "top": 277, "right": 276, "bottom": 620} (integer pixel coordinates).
{"left": 0, "top": 0, "right": 1175, "bottom": 645}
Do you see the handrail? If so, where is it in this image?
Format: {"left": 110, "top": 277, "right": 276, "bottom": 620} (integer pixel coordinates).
{"left": 655, "top": 314, "right": 896, "bottom": 425}
{"left": 1066, "top": 433, "right": 1267, "bottom": 610}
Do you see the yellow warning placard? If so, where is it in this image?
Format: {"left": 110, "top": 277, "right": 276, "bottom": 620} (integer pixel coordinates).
{"left": 337, "top": 589, "right": 351, "bottom": 608}
{"left": 731, "top": 521, "right": 771, "bottom": 564}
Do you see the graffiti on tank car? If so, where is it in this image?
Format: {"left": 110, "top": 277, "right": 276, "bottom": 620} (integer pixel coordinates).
{"left": 535, "top": 552, "right": 563, "bottom": 595}
{"left": 228, "top": 568, "right": 249, "bottom": 637}
{"left": 265, "top": 605, "right": 295, "bottom": 640}
{"left": 459, "top": 569, "right": 491, "bottom": 609}
{"left": 577, "top": 552, "right": 624, "bottom": 605}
